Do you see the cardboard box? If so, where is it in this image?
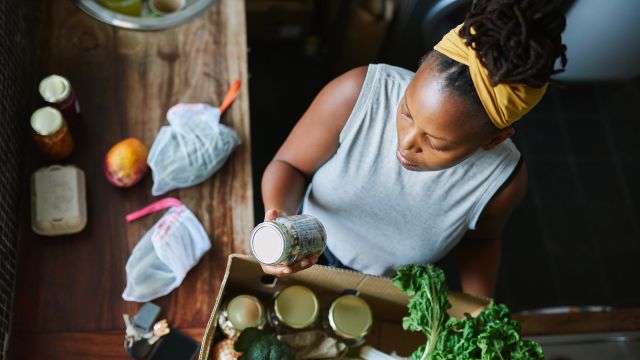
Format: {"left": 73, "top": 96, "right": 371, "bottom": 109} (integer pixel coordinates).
{"left": 199, "top": 254, "right": 490, "bottom": 359}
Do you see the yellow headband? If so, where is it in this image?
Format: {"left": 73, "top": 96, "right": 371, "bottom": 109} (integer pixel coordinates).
{"left": 433, "top": 24, "right": 547, "bottom": 129}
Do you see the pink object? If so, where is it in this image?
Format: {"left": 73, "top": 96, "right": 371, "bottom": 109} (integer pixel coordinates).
{"left": 125, "top": 197, "right": 183, "bottom": 222}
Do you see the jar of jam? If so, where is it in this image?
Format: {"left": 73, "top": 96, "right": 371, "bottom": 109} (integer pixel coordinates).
{"left": 217, "top": 295, "right": 266, "bottom": 338}
{"left": 324, "top": 294, "right": 373, "bottom": 347}
{"left": 39, "top": 75, "right": 81, "bottom": 125}
{"left": 268, "top": 285, "right": 320, "bottom": 333}
{"left": 30, "top": 107, "right": 74, "bottom": 160}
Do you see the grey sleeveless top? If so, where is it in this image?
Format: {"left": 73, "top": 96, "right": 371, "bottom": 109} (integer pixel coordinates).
{"left": 302, "top": 64, "right": 521, "bottom": 276}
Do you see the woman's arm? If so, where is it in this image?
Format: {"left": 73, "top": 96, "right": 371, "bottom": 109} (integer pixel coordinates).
{"left": 456, "top": 163, "right": 528, "bottom": 298}
{"left": 259, "top": 66, "right": 368, "bottom": 276}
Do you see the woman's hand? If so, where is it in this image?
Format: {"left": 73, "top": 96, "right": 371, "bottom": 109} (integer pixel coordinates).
{"left": 258, "top": 209, "right": 320, "bottom": 277}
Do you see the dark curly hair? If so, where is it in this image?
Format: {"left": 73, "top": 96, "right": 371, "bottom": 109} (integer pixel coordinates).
{"left": 425, "top": 0, "right": 569, "bottom": 129}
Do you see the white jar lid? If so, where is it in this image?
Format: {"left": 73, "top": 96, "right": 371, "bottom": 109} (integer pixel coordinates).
{"left": 250, "top": 223, "right": 286, "bottom": 264}
{"left": 39, "top": 74, "right": 70, "bottom": 103}
{"left": 31, "top": 107, "right": 63, "bottom": 136}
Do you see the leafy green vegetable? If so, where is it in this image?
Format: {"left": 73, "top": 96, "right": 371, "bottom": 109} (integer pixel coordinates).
{"left": 392, "top": 263, "right": 450, "bottom": 358}
{"left": 393, "top": 264, "right": 544, "bottom": 360}
{"left": 234, "top": 327, "right": 293, "bottom": 360}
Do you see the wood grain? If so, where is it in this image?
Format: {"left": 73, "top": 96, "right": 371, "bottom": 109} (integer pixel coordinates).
{"left": 10, "top": 0, "right": 252, "bottom": 355}
{"left": 9, "top": 328, "right": 205, "bottom": 360}
{"left": 516, "top": 309, "right": 640, "bottom": 336}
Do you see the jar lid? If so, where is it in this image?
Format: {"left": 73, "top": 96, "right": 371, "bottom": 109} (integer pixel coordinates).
{"left": 227, "top": 295, "right": 264, "bottom": 331}
{"left": 31, "top": 107, "right": 63, "bottom": 136}
{"left": 39, "top": 75, "right": 71, "bottom": 103}
{"left": 250, "top": 222, "right": 286, "bottom": 264}
{"left": 328, "top": 295, "right": 373, "bottom": 340}
{"left": 275, "top": 285, "right": 319, "bottom": 329}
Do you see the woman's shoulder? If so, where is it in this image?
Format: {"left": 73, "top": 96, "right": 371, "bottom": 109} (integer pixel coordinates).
{"left": 331, "top": 66, "right": 369, "bottom": 96}
{"left": 372, "top": 63, "right": 415, "bottom": 84}
{"left": 333, "top": 64, "right": 415, "bottom": 92}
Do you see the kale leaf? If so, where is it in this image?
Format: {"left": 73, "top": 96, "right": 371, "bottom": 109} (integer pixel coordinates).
{"left": 393, "top": 264, "right": 450, "bottom": 359}
{"left": 393, "top": 264, "right": 544, "bottom": 360}
{"left": 234, "top": 327, "right": 293, "bottom": 360}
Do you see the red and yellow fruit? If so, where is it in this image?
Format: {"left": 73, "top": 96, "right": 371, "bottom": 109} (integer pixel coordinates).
{"left": 104, "top": 137, "right": 148, "bottom": 188}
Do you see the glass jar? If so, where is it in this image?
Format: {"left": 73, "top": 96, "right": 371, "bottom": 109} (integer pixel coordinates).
{"left": 39, "top": 75, "right": 81, "bottom": 126}
{"left": 251, "top": 214, "right": 326, "bottom": 265}
{"left": 324, "top": 294, "right": 373, "bottom": 347}
{"left": 217, "top": 295, "right": 266, "bottom": 338}
{"left": 268, "top": 285, "right": 320, "bottom": 333}
{"left": 30, "top": 107, "right": 74, "bottom": 160}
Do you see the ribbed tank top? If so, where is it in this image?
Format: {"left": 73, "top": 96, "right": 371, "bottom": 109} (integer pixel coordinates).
{"left": 302, "top": 64, "right": 521, "bottom": 276}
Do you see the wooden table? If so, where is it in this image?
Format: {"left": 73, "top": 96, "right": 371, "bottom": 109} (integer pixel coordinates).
{"left": 516, "top": 309, "right": 640, "bottom": 336}
{"left": 9, "top": 0, "right": 252, "bottom": 358}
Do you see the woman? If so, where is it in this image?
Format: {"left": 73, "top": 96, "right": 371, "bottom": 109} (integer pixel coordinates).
{"left": 258, "top": 0, "right": 567, "bottom": 297}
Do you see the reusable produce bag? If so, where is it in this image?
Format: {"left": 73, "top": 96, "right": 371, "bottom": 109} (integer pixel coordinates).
{"left": 122, "top": 197, "right": 211, "bottom": 302}
{"left": 148, "top": 80, "right": 241, "bottom": 195}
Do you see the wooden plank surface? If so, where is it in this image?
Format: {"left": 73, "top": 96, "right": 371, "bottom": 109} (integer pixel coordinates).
{"left": 9, "top": 328, "right": 205, "bottom": 359}
{"left": 516, "top": 309, "right": 640, "bottom": 336}
{"left": 10, "top": 0, "right": 251, "bottom": 353}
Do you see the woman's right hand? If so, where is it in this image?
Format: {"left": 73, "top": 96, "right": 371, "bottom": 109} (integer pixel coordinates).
{"left": 258, "top": 209, "right": 320, "bottom": 277}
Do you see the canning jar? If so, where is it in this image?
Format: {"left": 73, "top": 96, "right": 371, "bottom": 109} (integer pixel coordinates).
{"left": 251, "top": 214, "right": 326, "bottom": 265}
{"left": 30, "top": 107, "right": 74, "bottom": 160}
{"left": 324, "top": 294, "right": 373, "bottom": 347}
{"left": 217, "top": 295, "right": 266, "bottom": 338}
{"left": 268, "top": 285, "right": 320, "bottom": 333}
{"left": 39, "top": 75, "right": 81, "bottom": 125}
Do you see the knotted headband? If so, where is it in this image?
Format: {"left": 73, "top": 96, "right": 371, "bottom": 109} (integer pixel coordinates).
{"left": 434, "top": 24, "right": 547, "bottom": 129}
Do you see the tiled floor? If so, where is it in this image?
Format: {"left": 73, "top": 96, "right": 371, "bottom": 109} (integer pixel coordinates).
{"left": 248, "top": 41, "right": 640, "bottom": 312}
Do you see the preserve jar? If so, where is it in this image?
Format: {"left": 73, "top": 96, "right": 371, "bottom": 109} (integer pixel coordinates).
{"left": 30, "top": 107, "right": 74, "bottom": 160}
{"left": 268, "top": 285, "right": 320, "bottom": 333}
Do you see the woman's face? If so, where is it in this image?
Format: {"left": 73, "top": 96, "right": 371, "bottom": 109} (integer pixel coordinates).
{"left": 395, "top": 63, "right": 495, "bottom": 171}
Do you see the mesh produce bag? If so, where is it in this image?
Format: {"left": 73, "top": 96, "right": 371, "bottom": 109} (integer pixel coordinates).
{"left": 147, "top": 80, "right": 241, "bottom": 195}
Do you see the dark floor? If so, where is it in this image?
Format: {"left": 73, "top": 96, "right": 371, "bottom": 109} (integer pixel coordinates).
{"left": 248, "top": 41, "right": 640, "bottom": 312}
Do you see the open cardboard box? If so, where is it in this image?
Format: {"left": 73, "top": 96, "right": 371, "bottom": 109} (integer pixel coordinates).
{"left": 199, "top": 254, "right": 490, "bottom": 359}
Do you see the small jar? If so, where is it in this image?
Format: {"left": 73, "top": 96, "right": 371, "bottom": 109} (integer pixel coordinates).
{"left": 217, "top": 295, "right": 266, "bottom": 338}
{"left": 251, "top": 214, "right": 326, "bottom": 265}
{"left": 30, "top": 107, "right": 74, "bottom": 160}
{"left": 39, "top": 75, "right": 81, "bottom": 125}
{"left": 268, "top": 285, "right": 319, "bottom": 333}
{"left": 324, "top": 295, "right": 373, "bottom": 347}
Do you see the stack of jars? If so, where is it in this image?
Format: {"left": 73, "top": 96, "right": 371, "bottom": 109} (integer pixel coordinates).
{"left": 217, "top": 285, "right": 373, "bottom": 347}
{"left": 31, "top": 75, "right": 81, "bottom": 160}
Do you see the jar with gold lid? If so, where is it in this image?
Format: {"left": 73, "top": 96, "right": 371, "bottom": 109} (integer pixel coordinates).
{"left": 324, "top": 294, "right": 373, "bottom": 347}
{"left": 268, "top": 285, "right": 320, "bottom": 333}
{"left": 30, "top": 107, "right": 74, "bottom": 160}
{"left": 217, "top": 295, "right": 266, "bottom": 338}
